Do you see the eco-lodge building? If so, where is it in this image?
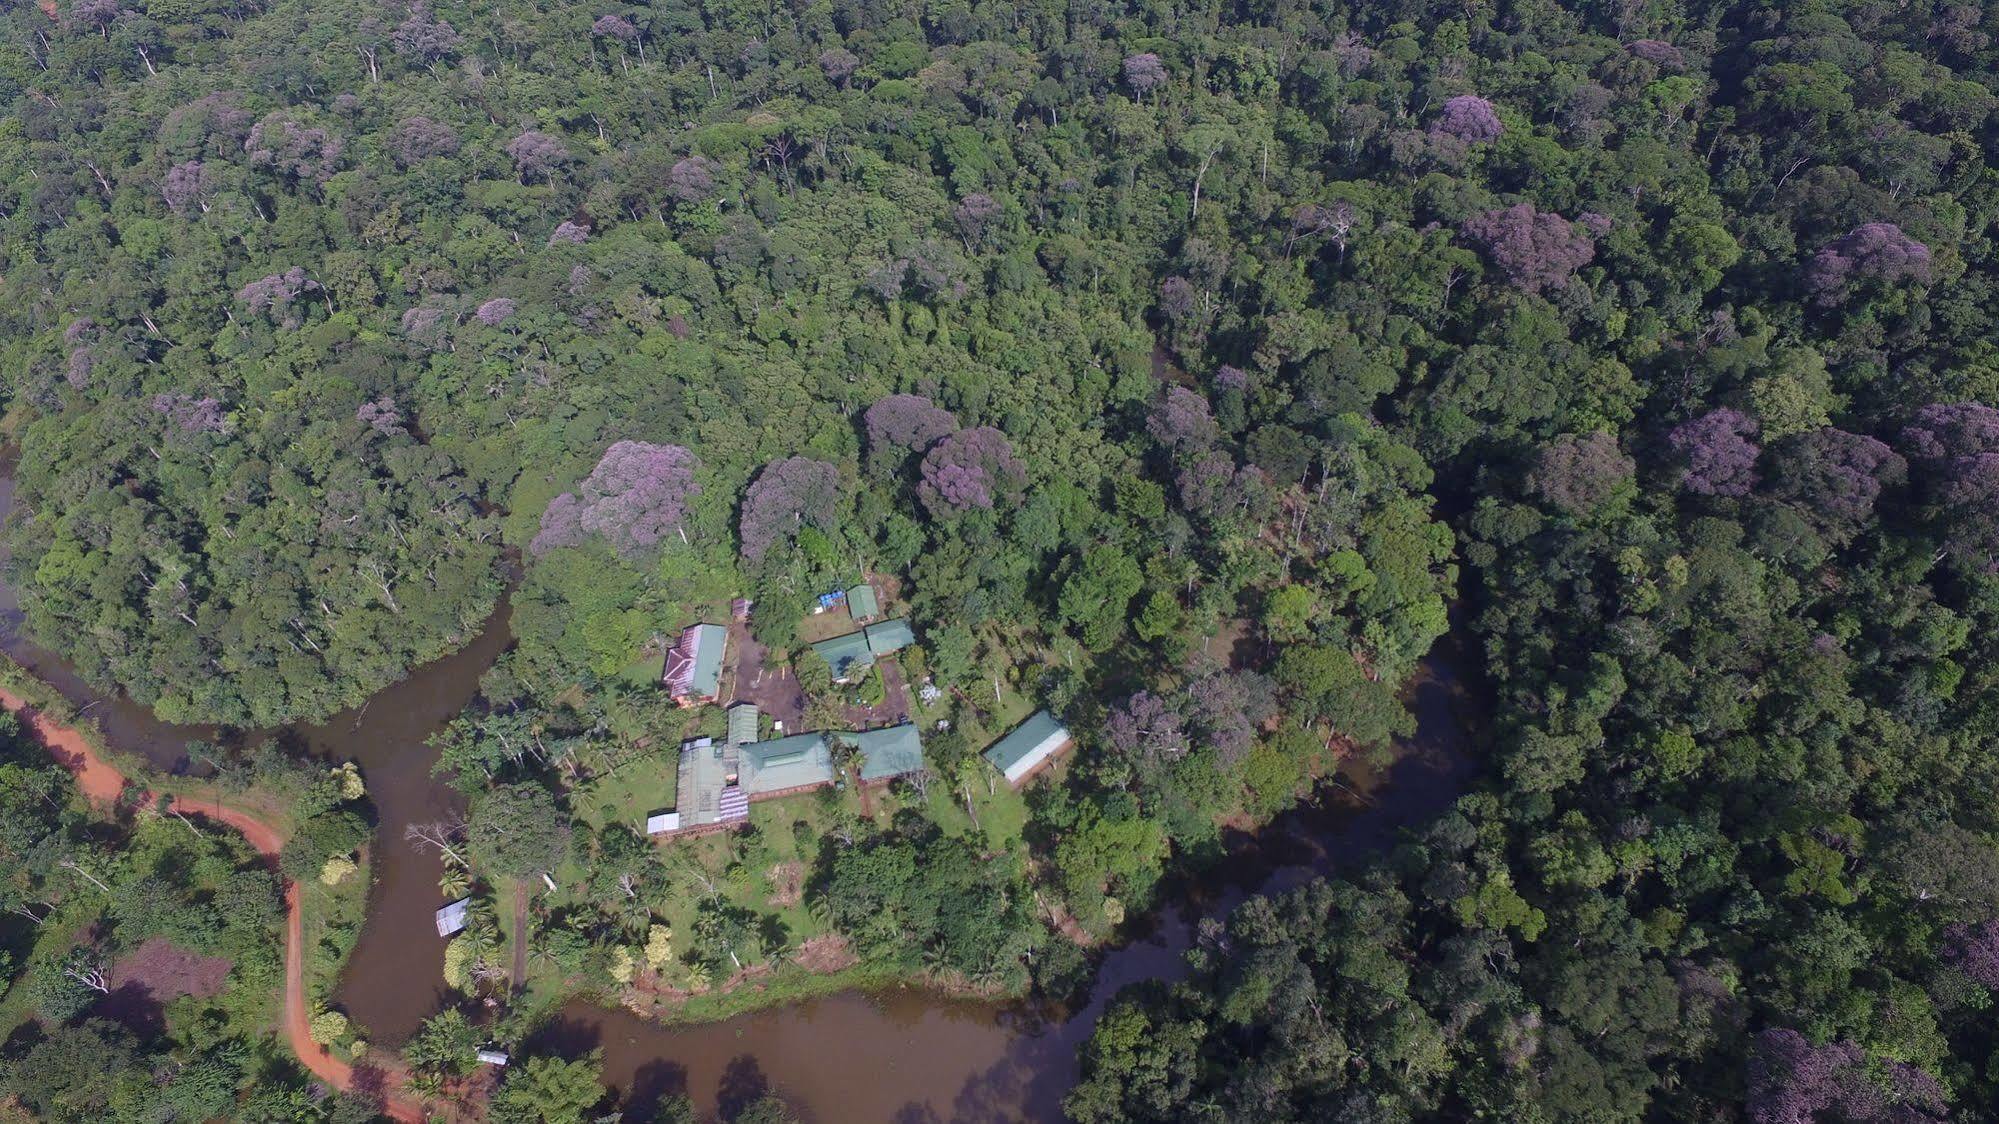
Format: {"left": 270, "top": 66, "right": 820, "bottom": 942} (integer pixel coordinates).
{"left": 983, "top": 710, "right": 1074, "bottom": 787}
{"left": 663, "top": 623, "right": 727, "bottom": 705}
{"left": 810, "top": 617, "right": 916, "bottom": 683}
{"left": 654, "top": 702, "right": 929, "bottom": 835}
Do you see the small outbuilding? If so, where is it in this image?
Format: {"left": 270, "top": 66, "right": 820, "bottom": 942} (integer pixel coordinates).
{"left": 476, "top": 1049, "right": 510, "bottom": 1067}
{"left": 645, "top": 810, "right": 681, "bottom": 835}
{"left": 727, "top": 702, "right": 760, "bottom": 747}
{"left": 435, "top": 897, "right": 472, "bottom": 937}
{"left": 846, "top": 583, "right": 881, "bottom": 622}
{"left": 983, "top": 710, "right": 1073, "bottom": 787}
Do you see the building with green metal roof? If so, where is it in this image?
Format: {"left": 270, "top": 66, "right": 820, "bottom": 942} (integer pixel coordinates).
{"left": 740, "top": 733, "right": 837, "bottom": 795}
{"left": 664, "top": 623, "right": 728, "bottom": 703}
{"left": 848, "top": 724, "right": 925, "bottom": 782}
{"left": 811, "top": 630, "right": 875, "bottom": 682}
{"left": 727, "top": 702, "right": 760, "bottom": 747}
{"left": 983, "top": 710, "right": 1073, "bottom": 786}
{"left": 846, "top": 583, "right": 881, "bottom": 622}
{"left": 864, "top": 618, "right": 915, "bottom": 656}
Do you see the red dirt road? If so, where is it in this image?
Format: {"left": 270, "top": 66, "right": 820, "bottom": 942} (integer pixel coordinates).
{"left": 0, "top": 687, "right": 425, "bottom": 1123}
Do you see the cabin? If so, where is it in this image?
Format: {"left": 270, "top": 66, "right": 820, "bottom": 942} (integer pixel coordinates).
{"left": 811, "top": 618, "right": 916, "bottom": 683}
{"left": 850, "top": 723, "right": 926, "bottom": 783}
{"left": 477, "top": 1049, "right": 510, "bottom": 1067}
{"left": 865, "top": 618, "right": 915, "bottom": 657}
{"left": 812, "top": 630, "right": 875, "bottom": 683}
{"left": 846, "top": 583, "right": 881, "bottom": 622}
{"left": 663, "top": 623, "right": 727, "bottom": 704}
{"left": 983, "top": 710, "right": 1074, "bottom": 787}
{"left": 435, "top": 897, "right": 471, "bottom": 937}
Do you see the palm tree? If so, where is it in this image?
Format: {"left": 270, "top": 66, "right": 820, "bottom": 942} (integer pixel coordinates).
{"left": 439, "top": 866, "right": 471, "bottom": 898}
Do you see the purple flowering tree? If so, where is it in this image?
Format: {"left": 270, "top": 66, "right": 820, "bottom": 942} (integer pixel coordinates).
{"left": 1431, "top": 94, "right": 1504, "bottom": 142}
{"left": 1625, "top": 39, "right": 1685, "bottom": 69}
{"left": 917, "top": 427, "right": 1026, "bottom": 517}
{"left": 1528, "top": 431, "right": 1634, "bottom": 515}
{"left": 1102, "top": 691, "right": 1188, "bottom": 766}
{"left": 1177, "top": 453, "right": 1264, "bottom": 521}
{"left": 1185, "top": 662, "right": 1277, "bottom": 764}
{"left": 1158, "top": 276, "right": 1198, "bottom": 322}
{"left": 1668, "top": 408, "right": 1761, "bottom": 497}
{"left": 592, "top": 14, "right": 638, "bottom": 42}
{"left": 531, "top": 441, "right": 701, "bottom": 557}
{"left": 862, "top": 394, "right": 960, "bottom": 461}
{"left": 1123, "top": 53, "right": 1167, "bottom": 98}
{"left": 1765, "top": 428, "right": 1905, "bottom": 542}
{"left": 1747, "top": 1028, "right": 1946, "bottom": 1124}
{"left": 1804, "top": 223, "right": 1933, "bottom": 304}
{"left": 391, "top": 4, "right": 460, "bottom": 64}
{"left": 1148, "top": 386, "right": 1218, "bottom": 453}
{"left": 667, "top": 156, "right": 715, "bottom": 204}
{"left": 400, "top": 305, "right": 451, "bottom": 348}
{"left": 547, "top": 221, "right": 590, "bottom": 246}
{"left": 162, "top": 160, "right": 218, "bottom": 215}
{"left": 818, "top": 47, "right": 859, "bottom": 86}
{"left": 952, "top": 192, "right": 1001, "bottom": 250}
{"left": 738, "top": 457, "right": 842, "bottom": 562}
{"left": 65, "top": 349, "right": 94, "bottom": 387}
{"left": 473, "top": 297, "right": 516, "bottom": 326}
{"left": 1943, "top": 918, "right": 1999, "bottom": 988}
{"left": 587, "top": 13, "right": 635, "bottom": 47}
{"left": 1461, "top": 202, "right": 1596, "bottom": 293}
{"left": 506, "top": 130, "right": 570, "bottom": 183}
{"left": 150, "top": 393, "right": 226, "bottom": 434}
{"left": 237, "top": 268, "right": 324, "bottom": 327}
{"left": 356, "top": 396, "right": 407, "bottom": 435}
{"left": 1901, "top": 401, "right": 1999, "bottom": 571}
{"left": 245, "top": 113, "right": 344, "bottom": 188}
{"left": 385, "top": 116, "right": 460, "bottom": 167}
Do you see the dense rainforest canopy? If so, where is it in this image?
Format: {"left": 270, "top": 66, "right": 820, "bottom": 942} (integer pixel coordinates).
{"left": 3, "top": 0, "right": 1999, "bottom": 1118}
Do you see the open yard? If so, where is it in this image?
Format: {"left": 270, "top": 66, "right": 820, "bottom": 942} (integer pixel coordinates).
{"left": 568, "top": 742, "right": 680, "bottom": 834}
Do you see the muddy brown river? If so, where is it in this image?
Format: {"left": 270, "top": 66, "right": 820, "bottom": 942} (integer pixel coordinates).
{"left": 0, "top": 455, "right": 1481, "bottom": 1122}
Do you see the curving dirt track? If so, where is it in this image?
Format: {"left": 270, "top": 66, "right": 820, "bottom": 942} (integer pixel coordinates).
{"left": 0, "top": 687, "right": 427, "bottom": 1122}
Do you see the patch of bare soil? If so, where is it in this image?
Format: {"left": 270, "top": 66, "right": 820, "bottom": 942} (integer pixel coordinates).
{"left": 108, "top": 937, "right": 232, "bottom": 999}
{"left": 765, "top": 861, "right": 803, "bottom": 908}
{"left": 793, "top": 933, "right": 857, "bottom": 974}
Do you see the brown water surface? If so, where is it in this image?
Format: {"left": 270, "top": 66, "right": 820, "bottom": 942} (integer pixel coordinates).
{"left": 1, "top": 453, "right": 1484, "bottom": 1120}
{"left": 0, "top": 450, "right": 512, "bottom": 1042}
{"left": 539, "top": 654, "right": 1482, "bottom": 1122}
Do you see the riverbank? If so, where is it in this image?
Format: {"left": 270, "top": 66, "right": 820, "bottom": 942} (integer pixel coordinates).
{"left": 0, "top": 682, "right": 426, "bottom": 1123}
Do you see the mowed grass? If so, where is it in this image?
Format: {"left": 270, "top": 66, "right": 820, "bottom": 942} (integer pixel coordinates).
{"left": 569, "top": 744, "right": 678, "bottom": 834}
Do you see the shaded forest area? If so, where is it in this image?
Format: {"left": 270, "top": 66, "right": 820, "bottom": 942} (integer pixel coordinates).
{"left": 3, "top": 0, "right": 1999, "bottom": 1119}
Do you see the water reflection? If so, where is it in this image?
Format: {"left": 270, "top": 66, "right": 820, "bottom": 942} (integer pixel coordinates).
{"left": 0, "top": 450, "right": 1484, "bottom": 1119}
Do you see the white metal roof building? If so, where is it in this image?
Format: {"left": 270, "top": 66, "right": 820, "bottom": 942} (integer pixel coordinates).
{"left": 982, "top": 710, "right": 1073, "bottom": 786}
{"left": 435, "top": 897, "right": 471, "bottom": 937}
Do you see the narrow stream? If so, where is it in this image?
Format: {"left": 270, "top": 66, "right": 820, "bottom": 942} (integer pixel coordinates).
{"left": 1, "top": 455, "right": 1483, "bottom": 1121}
